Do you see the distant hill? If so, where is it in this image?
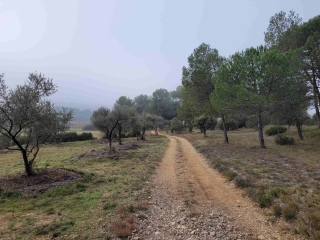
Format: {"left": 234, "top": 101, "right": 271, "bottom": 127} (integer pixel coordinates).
{"left": 56, "top": 107, "right": 92, "bottom": 122}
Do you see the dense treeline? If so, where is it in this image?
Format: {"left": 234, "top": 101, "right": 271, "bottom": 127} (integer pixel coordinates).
{"left": 90, "top": 86, "right": 183, "bottom": 149}
{"left": 91, "top": 10, "right": 319, "bottom": 149}
{"left": 176, "top": 11, "right": 320, "bottom": 148}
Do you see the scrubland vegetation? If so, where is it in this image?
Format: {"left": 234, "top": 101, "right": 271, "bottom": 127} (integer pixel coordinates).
{"left": 1, "top": 9, "right": 320, "bottom": 239}
{"left": 177, "top": 126, "right": 320, "bottom": 238}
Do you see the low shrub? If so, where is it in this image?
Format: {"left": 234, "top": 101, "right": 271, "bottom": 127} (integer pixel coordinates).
{"left": 49, "top": 132, "right": 93, "bottom": 143}
{"left": 170, "top": 117, "right": 185, "bottom": 133}
{"left": 224, "top": 170, "right": 237, "bottom": 181}
{"left": 253, "top": 188, "right": 274, "bottom": 208}
{"left": 234, "top": 175, "right": 252, "bottom": 188}
{"left": 265, "top": 126, "right": 287, "bottom": 136}
{"left": 282, "top": 202, "right": 298, "bottom": 220}
{"left": 275, "top": 134, "right": 295, "bottom": 145}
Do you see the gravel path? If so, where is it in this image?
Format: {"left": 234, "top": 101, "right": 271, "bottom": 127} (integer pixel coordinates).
{"left": 133, "top": 134, "right": 303, "bottom": 240}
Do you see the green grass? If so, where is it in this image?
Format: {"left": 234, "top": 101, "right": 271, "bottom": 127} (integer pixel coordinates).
{"left": 177, "top": 126, "right": 320, "bottom": 239}
{"left": 0, "top": 134, "right": 168, "bottom": 239}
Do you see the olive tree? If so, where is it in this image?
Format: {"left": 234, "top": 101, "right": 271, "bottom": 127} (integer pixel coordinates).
{"left": 0, "top": 73, "right": 73, "bottom": 177}
{"left": 139, "top": 113, "right": 153, "bottom": 140}
{"left": 91, "top": 105, "right": 135, "bottom": 149}
{"left": 114, "top": 105, "right": 136, "bottom": 145}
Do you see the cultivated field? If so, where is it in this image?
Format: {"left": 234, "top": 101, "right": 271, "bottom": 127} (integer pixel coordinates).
{"left": 177, "top": 126, "right": 320, "bottom": 239}
{"left": 0, "top": 134, "right": 168, "bottom": 239}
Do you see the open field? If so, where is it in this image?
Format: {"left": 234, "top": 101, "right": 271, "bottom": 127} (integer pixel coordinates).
{"left": 0, "top": 134, "right": 168, "bottom": 239}
{"left": 68, "top": 122, "right": 102, "bottom": 139}
{"left": 176, "top": 126, "right": 320, "bottom": 239}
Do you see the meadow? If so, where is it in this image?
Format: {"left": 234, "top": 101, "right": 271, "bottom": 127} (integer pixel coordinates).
{"left": 0, "top": 134, "right": 168, "bottom": 239}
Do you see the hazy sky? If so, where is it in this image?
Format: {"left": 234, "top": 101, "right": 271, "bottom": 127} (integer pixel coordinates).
{"left": 1, "top": 0, "right": 319, "bottom": 110}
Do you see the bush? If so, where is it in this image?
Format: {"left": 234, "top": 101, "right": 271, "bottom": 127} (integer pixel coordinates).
{"left": 170, "top": 117, "right": 185, "bottom": 132}
{"left": 282, "top": 202, "right": 298, "bottom": 220}
{"left": 49, "top": 132, "right": 93, "bottom": 143}
{"left": 195, "top": 116, "right": 217, "bottom": 132}
{"left": 234, "top": 175, "right": 252, "bottom": 188}
{"left": 265, "top": 126, "right": 287, "bottom": 136}
{"left": 253, "top": 188, "right": 274, "bottom": 208}
{"left": 206, "top": 118, "right": 217, "bottom": 130}
{"left": 275, "top": 134, "right": 295, "bottom": 145}
{"left": 218, "top": 119, "right": 238, "bottom": 131}
{"left": 78, "top": 132, "right": 94, "bottom": 141}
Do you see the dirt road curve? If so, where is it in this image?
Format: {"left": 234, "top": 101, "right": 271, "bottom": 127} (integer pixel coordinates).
{"left": 135, "top": 134, "right": 303, "bottom": 240}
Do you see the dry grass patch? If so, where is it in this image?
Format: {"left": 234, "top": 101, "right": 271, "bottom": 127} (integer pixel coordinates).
{"left": 0, "top": 134, "right": 168, "bottom": 239}
{"left": 178, "top": 126, "right": 320, "bottom": 239}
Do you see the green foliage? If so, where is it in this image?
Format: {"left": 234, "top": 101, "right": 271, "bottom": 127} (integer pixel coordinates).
{"left": 252, "top": 188, "right": 275, "bottom": 208}
{"left": 49, "top": 132, "right": 93, "bottom": 142}
{"left": 182, "top": 43, "right": 222, "bottom": 117}
{"left": 145, "top": 88, "right": 179, "bottom": 120}
{"left": 133, "top": 94, "right": 150, "bottom": 114}
{"left": 264, "top": 10, "right": 302, "bottom": 49}
{"left": 44, "top": 183, "right": 87, "bottom": 198}
{"left": 305, "top": 114, "right": 318, "bottom": 126}
{"left": 170, "top": 117, "right": 184, "bottom": 133}
{"left": 0, "top": 134, "right": 11, "bottom": 149}
{"left": 218, "top": 119, "right": 238, "bottom": 131}
{"left": 195, "top": 115, "right": 217, "bottom": 135}
{"left": 114, "top": 96, "right": 134, "bottom": 107}
{"left": 265, "top": 126, "right": 287, "bottom": 136}
{"left": 0, "top": 189, "right": 21, "bottom": 199}
{"left": 275, "top": 134, "right": 295, "bottom": 145}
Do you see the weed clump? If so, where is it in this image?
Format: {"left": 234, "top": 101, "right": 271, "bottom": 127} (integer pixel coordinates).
{"left": 307, "top": 212, "right": 320, "bottom": 239}
{"left": 282, "top": 202, "right": 298, "bottom": 220}
{"left": 265, "top": 126, "right": 287, "bottom": 136}
{"left": 110, "top": 215, "right": 136, "bottom": 238}
{"left": 253, "top": 188, "right": 274, "bottom": 208}
{"left": 275, "top": 134, "right": 295, "bottom": 145}
{"left": 272, "top": 204, "right": 282, "bottom": 217}
{"left": 0, "top": 190, "right": 20, "bottom": 199}
{"left": 224, "top": 170, "right": 237, "bottom": 181}
{"left": 234, "top": 175, "right": 252, "bottom": 188}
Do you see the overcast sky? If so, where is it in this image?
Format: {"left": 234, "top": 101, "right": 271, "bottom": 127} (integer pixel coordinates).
{"left": 1, "top": 0, "right": 319, "bottom": 110}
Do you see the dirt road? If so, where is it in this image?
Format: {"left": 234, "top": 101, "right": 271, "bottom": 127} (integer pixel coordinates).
{"left": 135, "top": 134, "right": 302, "bottom": 240}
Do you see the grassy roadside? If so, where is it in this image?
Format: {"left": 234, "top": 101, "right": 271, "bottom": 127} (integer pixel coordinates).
{"left": 176, "top": 126, "right": 320, "bottom": 239}
{"left": 0, "top": 134, "right": 168, "bottom": 239}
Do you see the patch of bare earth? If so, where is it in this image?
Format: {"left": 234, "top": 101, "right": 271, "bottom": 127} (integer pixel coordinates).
{"left": 134, "top": 134, "right": 304, "bottom": 240}
{"left": 74, "top": 142, "right": 141, "bottom": 161}
{"left": 0, "top": 168, "right": 83, "bottom": 195}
